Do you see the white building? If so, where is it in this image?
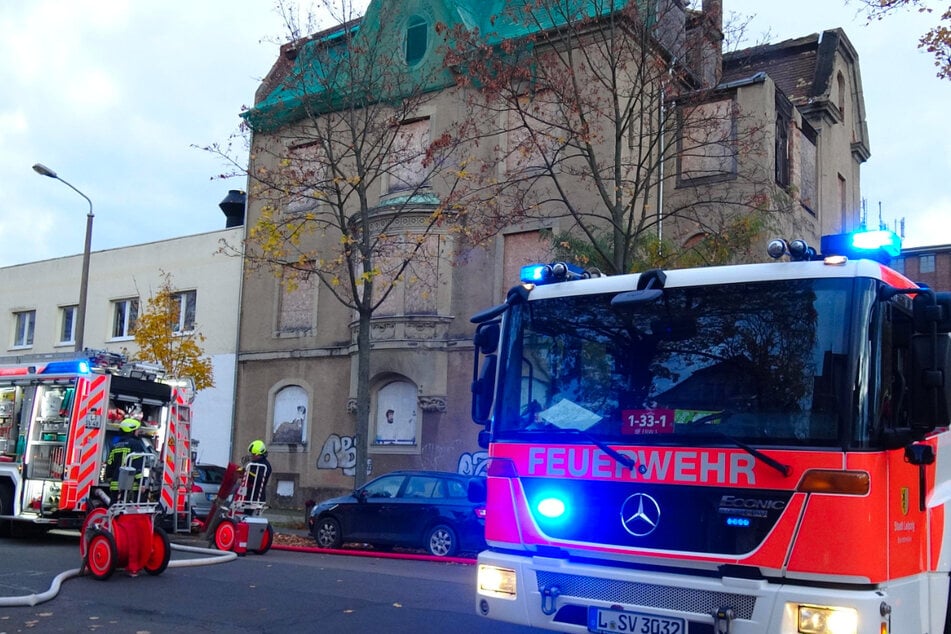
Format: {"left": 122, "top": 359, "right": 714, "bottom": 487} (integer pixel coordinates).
{"left": 0, "top": 227, "right": 243, "bottom": 466}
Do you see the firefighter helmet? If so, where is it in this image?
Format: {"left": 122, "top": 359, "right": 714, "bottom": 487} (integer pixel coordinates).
{"left": 119, "top": 417, "right": 141, "bottom": 433}
{"left": 249, "top": 440, "right": 267, "bottom": 456}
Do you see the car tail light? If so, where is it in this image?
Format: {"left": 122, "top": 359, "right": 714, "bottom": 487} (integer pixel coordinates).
{"left": 474, "top": 506, "right": 487, "bottom": 519}
{"left": 191, "top": 484, "right": 203, "bottom": 493}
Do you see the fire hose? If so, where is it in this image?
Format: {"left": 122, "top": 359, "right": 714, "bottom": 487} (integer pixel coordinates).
{"left": 0, "top": 541, "right": 237, "bottom": 607}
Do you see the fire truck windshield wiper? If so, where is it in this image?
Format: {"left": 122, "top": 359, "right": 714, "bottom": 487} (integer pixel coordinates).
{"left": 518, "top": 425, "right": 637, "bottom": 471}
{"left": 683, "top": 423, "right": 791, "bottom": 478}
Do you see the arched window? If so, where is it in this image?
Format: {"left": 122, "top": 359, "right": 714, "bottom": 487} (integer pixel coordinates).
{"left": 405, "top": 15, "right": 427, "bottom": 66}
{"left": 373, "top": 379, "right": 418, "bottom": 446}
{"left": 272, "top": 385, "right": 308, "bottom": 444}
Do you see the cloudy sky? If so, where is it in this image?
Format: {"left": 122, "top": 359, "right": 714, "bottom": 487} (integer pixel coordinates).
{"left": 1, "top": 1, "right": 948, "bottom": 269}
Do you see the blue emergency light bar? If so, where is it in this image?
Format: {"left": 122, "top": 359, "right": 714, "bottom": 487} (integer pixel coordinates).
{"left": 820, "top": 229, "right": 902, "bottom": 264}
{"left": 40, "top": 360, "right": 91, "bottom": 374}
{"left": 520, "top": 262, "right": 587, "bottom": 285}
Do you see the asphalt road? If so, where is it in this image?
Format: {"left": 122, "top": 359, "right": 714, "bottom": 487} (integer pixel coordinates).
{"left": 0, "top": 529, "right": 539, "bottom": 633}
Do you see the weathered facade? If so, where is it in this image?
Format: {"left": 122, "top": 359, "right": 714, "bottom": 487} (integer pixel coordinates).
{"left": 235, "top": 0, "right": 870, "bottom": 506}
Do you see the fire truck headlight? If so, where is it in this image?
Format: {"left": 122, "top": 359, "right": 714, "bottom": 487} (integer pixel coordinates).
{"left": 797, "top": 604, "right": 858, "bottom": 634}
{"left": 478, "top": 565, "right": 517, "bottom": 598}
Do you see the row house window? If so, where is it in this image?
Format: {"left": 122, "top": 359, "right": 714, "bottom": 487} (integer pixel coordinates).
{"left": 59, "top": 305, "right": 77, "bottom": 345}
{"left": 13, "top": 310, "right": 35, "bottom": 348}
{"left": 112, "top": 298, "right": 139, "bottom": 339}
{"left": 173, "top": 290, "right": 197, "bottom": 333}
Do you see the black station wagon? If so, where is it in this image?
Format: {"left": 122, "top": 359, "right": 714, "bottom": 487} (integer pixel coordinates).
{"left": 308, "top": 470, "right": 487, "bottom": 557}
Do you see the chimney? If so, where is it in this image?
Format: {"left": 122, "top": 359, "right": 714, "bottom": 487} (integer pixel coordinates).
{"left": 219, "top": 190, "right": 246, "bottom": 228}
{"left": 700, "top": 0, "right": 723, "bottom": 88}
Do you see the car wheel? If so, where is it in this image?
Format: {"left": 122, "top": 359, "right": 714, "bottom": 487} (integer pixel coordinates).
{"left": 426, "top": 524, "right": 458, "bottom": 557}
{"left": 313, "top": 516, "right": 342, "bottom": 549}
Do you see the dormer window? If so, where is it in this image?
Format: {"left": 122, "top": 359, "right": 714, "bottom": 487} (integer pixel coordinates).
{"left": 405, "top": 15, "right": 427, "bottom": 66}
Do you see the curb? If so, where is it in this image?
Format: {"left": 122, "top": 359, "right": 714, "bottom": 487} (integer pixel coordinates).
{"left": 271, "top": 543, "right": 476, "bottom": 565}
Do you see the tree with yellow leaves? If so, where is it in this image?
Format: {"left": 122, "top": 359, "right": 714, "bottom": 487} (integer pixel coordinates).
{"left": 132, "top": 272, "right": 214, "bottom": 392}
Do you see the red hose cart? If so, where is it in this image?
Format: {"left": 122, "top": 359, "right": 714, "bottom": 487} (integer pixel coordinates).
{"left": 201, "top": 462, "right": 273, "bottom": 555}
{"left": 80, "top": 453, "right": 171, "bottom": 580}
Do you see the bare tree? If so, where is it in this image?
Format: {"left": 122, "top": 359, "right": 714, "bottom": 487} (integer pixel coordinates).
{"left": 214, "top": 0, "right": 463, "bottom": 486}
{"left": 442, "top": 0, "right": 783, "bottom": 274}
{"left": 856, "top": 0, "right": 951, "bottom": 80}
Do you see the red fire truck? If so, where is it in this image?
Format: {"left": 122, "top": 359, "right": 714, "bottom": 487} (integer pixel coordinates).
{"left": 0, "top": 351, "right": 193, "bottom": 535}
{"left": 469, "top": 230, "right": 951, "bottom": 633}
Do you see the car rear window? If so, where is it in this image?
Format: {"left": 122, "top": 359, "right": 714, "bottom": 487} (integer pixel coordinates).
{"left": 199, "top": 467, "right": 225, "bottom": 484}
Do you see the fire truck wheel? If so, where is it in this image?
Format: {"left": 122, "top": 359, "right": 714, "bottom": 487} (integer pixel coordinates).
{"left": 425, "top": 524, "right": 458, "bottom": 557}
{"left": 145, "top": 526, "right": 171, "bottom": 575}
{"left": 253, "top": 523, "right": 274, "bottom": 555}
{"left": 313, "top": 516, "right": 342, "bottom": 549}
{"left": 214, "top": 518, "right": 237, "bottom": 551}
{"left": 79, "top": 507, "right": 110, "bottom": 559}
{"left": 85, "top": 529, "right": 118, "bottom": 580}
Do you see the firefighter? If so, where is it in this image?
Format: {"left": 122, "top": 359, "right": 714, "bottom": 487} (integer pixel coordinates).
{"left": 105, "top": 417, "right": 152, "bottom": 498}
{"left": 244, "top": 440, "right": 272, "bottom": 503}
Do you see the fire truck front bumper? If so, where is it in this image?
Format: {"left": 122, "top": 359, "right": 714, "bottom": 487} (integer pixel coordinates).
{"left": 475, "top": 550, "right": 908, "bottom": 633}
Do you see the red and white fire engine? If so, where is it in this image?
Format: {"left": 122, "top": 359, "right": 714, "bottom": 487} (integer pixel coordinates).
{"left": 470, "top": 230, "right": 951, "bottom": 633}
{"left": 0, "top": 351, "right": 193, "bottom": 536}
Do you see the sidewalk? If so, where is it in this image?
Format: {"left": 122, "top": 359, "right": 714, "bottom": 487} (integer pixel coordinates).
{"left": 263, "top": 506, "right": 309, "bottom": 536}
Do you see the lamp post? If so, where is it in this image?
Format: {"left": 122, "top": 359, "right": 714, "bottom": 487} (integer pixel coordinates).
{"left": 32, "top": 163, "right": 94, "bottom": 353}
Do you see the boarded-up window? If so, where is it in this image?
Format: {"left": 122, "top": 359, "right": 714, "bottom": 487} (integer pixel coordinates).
{"left": 678, "top": 99, "right": 736, "bottom": 183}
{"left": 277, "top": 268, "right": 316, "bottom": 335}
{"left": 272, "top": 385, "right": 307, "bottom": 444}
{"left": 374, "top": 379, "right": 418, "bottom": 445}
{"left": 502, "top": 231, "right": 553, "bottom": 300}
{"left": 389, "top": 118, "right": 430, "bottom": 193}
{"left": 799, "top": 122, "right": 818, "bottom": 214}
{"left": 284, "top": 141, "right": 327, "bottom": 214}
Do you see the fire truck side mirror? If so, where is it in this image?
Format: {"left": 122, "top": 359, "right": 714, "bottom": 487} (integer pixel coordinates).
{"left": 471, "top": 355, "right": 497, "bottom": 425}
{"left": 474, "top": 322, "right": 500, "bottom": 355}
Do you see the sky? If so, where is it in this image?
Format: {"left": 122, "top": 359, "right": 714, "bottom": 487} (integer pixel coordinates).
{"left": 1, "top": 1, "right": 949, "bottom": 269}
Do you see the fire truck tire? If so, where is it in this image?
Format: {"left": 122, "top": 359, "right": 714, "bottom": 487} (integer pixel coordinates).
{"left": 213, "top": 518, "right": 237, "bottom": 552}
{"left": 79, "top": 507, "right": 110, "bottom": 559}
{"left": 254, "top": 523, "right": 274, "bottom": 555}
{"left": 426, "top": 524, "right": 458, "bottom": 557}
{"left": 85, "top": 529, "right": 118, "bottom": 580}
{"left": 145, "top": 526, "right": 171, "bottom": 575}
{"left": 313, "top": 516, "right": 342, "bottom": 549}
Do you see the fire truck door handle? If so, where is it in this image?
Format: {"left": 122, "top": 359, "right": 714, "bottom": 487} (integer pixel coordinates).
{"left": 904, "top": 444, "right": 935, "bottom": 512}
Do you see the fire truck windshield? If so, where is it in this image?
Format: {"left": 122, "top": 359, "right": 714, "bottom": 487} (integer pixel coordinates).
{"left": 495, "top": 277, "right": 864, "bottom": 448}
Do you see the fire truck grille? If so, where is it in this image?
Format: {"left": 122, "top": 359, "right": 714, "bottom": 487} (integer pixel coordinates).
{"left": 535, "top": 571, "right": 756, "bottom": 620}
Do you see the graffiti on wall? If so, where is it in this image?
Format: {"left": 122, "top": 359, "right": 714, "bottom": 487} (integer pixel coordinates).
{"left": 457, "top": 450, "right": 489, "bottom": 476}
{"left": 318, "top": 434, "right": 356, "bottom": 476}
{"left": 315, "top": 433, "right": 486, "bottom": 479}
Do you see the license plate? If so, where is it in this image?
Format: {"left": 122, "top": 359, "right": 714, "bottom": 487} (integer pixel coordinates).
{"left": 588, "top": 606, "right": 685, "bottom": 634}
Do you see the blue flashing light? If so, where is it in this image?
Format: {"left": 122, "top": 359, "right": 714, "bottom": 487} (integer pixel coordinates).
{"left": 820, "top": 229, "right": 902, "bottom": 264}
{"left": 725, "top": 516, "right": 751, "bottom": 527}
{"left": 519, "top": 262, "right": 587, "bottom": 285}
{"left": 520, "top": 264, "right": 549, "bottom": 284}
{"left": 536, "top": 497, "right": 567, "bottom": 519}
{"left": 40, "top": 360, "right": 91, "bottom": 375}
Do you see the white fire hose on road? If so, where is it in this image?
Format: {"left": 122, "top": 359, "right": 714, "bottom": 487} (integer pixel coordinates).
{"left": 0, "top": 542, "right": 236, "bottom": 607}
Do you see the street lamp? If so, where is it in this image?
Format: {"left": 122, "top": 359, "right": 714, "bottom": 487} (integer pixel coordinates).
{"left": 32, "top": 163, "right": 94, "bottom": 353}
